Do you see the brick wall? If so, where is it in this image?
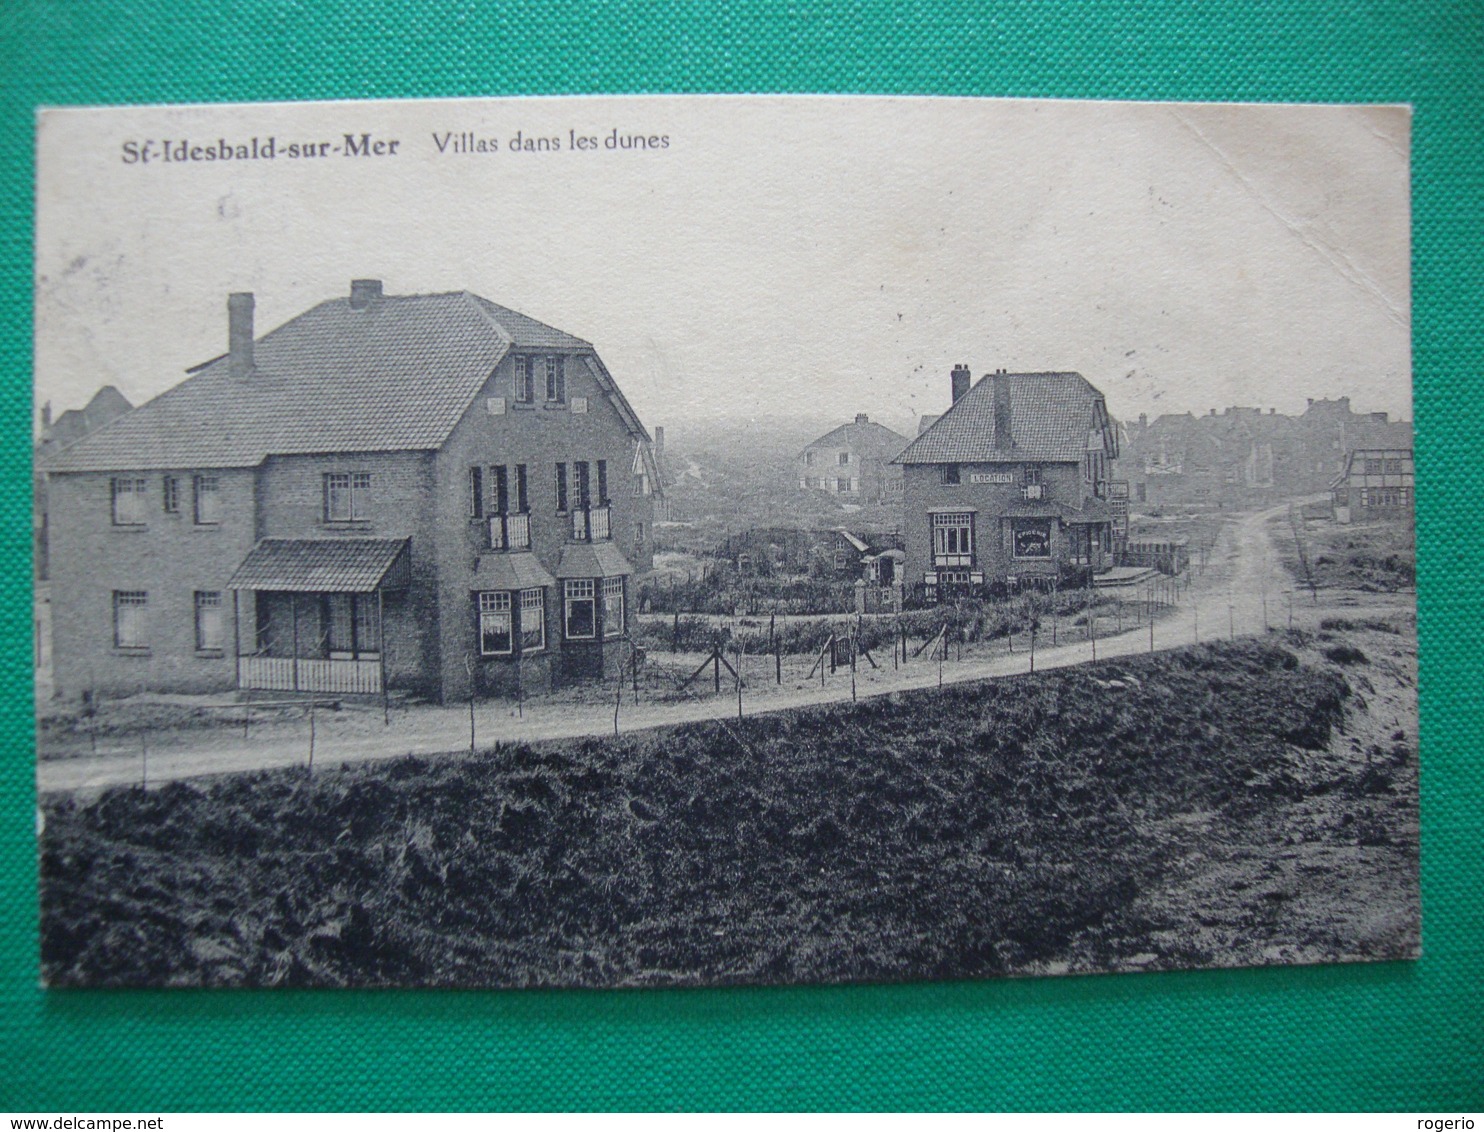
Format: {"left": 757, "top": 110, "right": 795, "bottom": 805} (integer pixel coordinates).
{"left": 48, "top": 467, "right": 258, "bottom": 697}
{"left": 901, "top": 461, "right": 1095, "bottom": 588}
{"left": 256, "top": 450, "right": 442, "bottom": 698}
{"left": 432, "top": 350, "right": 652, "bottom": 702}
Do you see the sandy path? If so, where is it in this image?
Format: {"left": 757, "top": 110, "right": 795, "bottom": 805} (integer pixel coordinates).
{"left": 36, "top": 505, "right": 1408, "bottom": 794}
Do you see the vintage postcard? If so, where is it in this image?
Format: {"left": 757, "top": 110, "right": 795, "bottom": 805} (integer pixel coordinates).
{"left": 33, "top": 96, "right": 1418, "bottom": 987}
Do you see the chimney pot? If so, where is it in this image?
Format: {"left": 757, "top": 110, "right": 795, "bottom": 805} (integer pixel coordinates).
{"left": 950, "top": 364, "right": 971, "bottom": 405}
{"left": 855, "top": 412, "right": 869, "bottom": 425}
{"left": 228, "top": 292, "right": 255, "bottom": 379}
{"left": 349, "top": 278, "right": 383, "bottom": 309}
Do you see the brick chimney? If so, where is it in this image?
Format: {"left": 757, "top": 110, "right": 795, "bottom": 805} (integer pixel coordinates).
{"left": 855, "top": 413, "right": 870, "bottom": 425}
{"left": 993, "top": 369, "right": 1014, "bottom": 449}
{"left": 228, "top": 292, "right": 255, "bottom": 380}
{"left": 349, "top": 278, "right": 383, "bottom": 309}
{"left": 950, "top": 364, "right": 971, "bottom": 404}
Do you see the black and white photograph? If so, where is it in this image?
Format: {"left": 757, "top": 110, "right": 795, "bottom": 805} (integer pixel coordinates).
{"left": 33, "top": 96, "right": 1419, "bottom": 988}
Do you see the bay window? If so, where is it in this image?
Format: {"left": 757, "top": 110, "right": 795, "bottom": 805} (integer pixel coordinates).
{"left": 564, "top": 579, "right": 596, "bottom": 640}
{"left": 520, "top": 588, "right": 545, "bottom": 652}
{"left": 478, "top": 591, "right": 513, "bottom": 656}
{"left": 602, "top": 576, "right": 625, "bottom": 637}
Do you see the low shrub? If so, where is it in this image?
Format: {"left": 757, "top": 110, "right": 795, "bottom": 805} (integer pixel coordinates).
{"left": 41, "top": 640, "right": 1354, "bottom": 989}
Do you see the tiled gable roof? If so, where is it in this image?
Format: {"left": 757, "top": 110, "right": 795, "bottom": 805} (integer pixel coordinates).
{"left": 44, "top": 291, "right": 611, "bottom": 473}
{"left": 804, "top": 419, "right": 910, "bottom": 460}
{"left": 894, "top": 372, "right": 1104, "bottom": 464}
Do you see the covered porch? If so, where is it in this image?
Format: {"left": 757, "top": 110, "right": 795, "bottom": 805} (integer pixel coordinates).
{"left": 227, "top": 538, "right": 411, "bottom": 696}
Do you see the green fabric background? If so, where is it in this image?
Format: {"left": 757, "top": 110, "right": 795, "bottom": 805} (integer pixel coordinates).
{"left": 3, "top": 0, "right": 1480, "bottom": 1112}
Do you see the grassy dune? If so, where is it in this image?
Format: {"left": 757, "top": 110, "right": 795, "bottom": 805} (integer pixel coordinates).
{"left": 40, "top": 638, "right": 1417, "bottom": 988}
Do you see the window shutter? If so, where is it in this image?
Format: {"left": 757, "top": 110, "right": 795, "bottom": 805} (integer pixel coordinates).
{"left": 597, "top": 460, "right": 608, "bottom": 503}
{"left": 555, "top": 463, "right": 568, "bottom": 512}
{"left": 516, "top": 464, "right": 528, "bottom": 512}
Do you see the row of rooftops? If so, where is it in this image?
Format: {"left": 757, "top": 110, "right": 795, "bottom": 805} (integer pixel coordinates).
{"left": 44, "top": 280, "right": 1397, "bottom": 481}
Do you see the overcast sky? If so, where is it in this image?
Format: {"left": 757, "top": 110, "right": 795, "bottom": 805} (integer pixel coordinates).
{"left": 35, "top": 96, "right": 1411, "bottom": 435}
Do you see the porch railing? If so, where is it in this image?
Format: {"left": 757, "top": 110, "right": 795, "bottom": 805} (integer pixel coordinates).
{"left": 238, "top": 654, "right": 383, "bottom": 695}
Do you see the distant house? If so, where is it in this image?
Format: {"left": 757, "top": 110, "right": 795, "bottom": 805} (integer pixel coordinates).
{"left": 893, "top": 365, "right": 1120, "bottom": 599}
{"left": 798, "top": 414, "right": 908, "bottom": 502}
{"left": 42, "top": 280, "right": 659, "bottom": 703}
{"left": 35, "top": 385, "right": 134, "bottom": 583}
{"left": 1122, "top": 398, "right": 1413, "bottom": 510}
{"left": 34, "top": 386, "right": 133, "bottom": 684}
{"left": 1330, "top": 448, "right": 1414, "bottom": 523}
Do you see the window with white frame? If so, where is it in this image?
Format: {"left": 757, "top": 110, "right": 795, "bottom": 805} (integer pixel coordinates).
{"left": 111, "top": 477, "right": 147, "bottom": 525}
{"left": 478, "top": 591, "right": 513, "bottom": 656}
{"left": 113, "top": 590, "right": 148, "bottom": 648}
{"left": 520, "top": 588, "right": 545, "bottom": 652}
{"left": 162, "top": 476, "right": 180, "bottom": 515}
{"left": 194, "top": 591, "right": 224, "bottom": 652}
{"left": 836, "top": 477, "right": 851, "bottom": 493}
{"left": 324, "top": 472, "right": 371, "bottom": 522}
{"left": 838, "top": 451, "right": 850, "bottom": 466}
{"left": 193, "top": 474, "right": 222, "bottom": 525}
{"left": 544, "top": 356, "right": 566, "bottom": 403}
{"left": 602, "top": 576, "right": 624, "bottom": 637}
{"left": 513, "top": 355, "right": 534, "bottom": 403}
{"left": 564, "top": 578, "right": 596, "bottom": 640}
{"left": 932, "top": 512, "right": 974, "bottom": 565}
{"left": 940, "top": 464, "right": 961, "bottom": 485}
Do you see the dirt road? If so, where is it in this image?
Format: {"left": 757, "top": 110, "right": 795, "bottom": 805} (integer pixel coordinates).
{"left": 36, "top": 504, "right": 1410, "bottom": 794}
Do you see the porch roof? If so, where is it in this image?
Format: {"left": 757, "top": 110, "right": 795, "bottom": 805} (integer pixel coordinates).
{"left": 228, "top": 538, "right": 411, "bottom": 593}
{"left": 555, "top": 542, "right": 634, "bottom": 579}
